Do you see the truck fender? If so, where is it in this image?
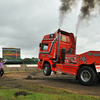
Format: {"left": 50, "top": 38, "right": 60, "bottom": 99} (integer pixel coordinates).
{"left": 42, "top": 59, "right": 52, "bottom": 68}
{"left": 76, "top": 63, "right": 97, "bottom": 77}
{"left": 41, "top": 58, "right": 49, "bottom": 69}
{"left": 42, "top": 60, "right": 56, "bottom": 71}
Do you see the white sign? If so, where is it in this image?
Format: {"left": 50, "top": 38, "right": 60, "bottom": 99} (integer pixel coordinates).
{"left": 6, "top": 65, "right": 21, "bottom": 68}
{"left": 26, "top": 64, "right": 38, "bottom": 67}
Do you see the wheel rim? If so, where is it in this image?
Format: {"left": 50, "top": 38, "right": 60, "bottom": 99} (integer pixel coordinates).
{"left": 80, "top": 70, "right": 91, "bottom": 82}
{"left": 44, "top": 66, "right": 47, "bottom": 74}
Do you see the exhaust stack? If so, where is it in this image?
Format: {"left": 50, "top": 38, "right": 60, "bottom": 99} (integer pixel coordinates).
{"left": 53, "top": 29, "right": 61, "bottom": 62}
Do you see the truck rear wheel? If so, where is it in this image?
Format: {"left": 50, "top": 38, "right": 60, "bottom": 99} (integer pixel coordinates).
{"left": 78, "top": 66, "right": 99, "bottom": 86}
{"left": 43, "top": 63, "right": 51, "bottom": 76}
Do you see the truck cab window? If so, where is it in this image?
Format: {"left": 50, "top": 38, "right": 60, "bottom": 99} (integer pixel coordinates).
{"left": 41, "top": 44, "right": 48, "bottom": 50}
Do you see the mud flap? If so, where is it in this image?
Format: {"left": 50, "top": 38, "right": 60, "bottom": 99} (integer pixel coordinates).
{"left": 95, "top": 65, "right": 100, "bottom": 73}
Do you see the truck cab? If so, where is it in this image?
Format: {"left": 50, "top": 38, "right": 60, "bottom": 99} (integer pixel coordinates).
{"left": 38, "top": 29, "right": 75, "bottom": 68}
{"left": 38, "top": 29, "right": 100, "bottom": 86}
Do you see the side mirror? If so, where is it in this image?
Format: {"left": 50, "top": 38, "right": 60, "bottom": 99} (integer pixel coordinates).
{"left": 39, "top": 43, "right": 41, "bottom": 47}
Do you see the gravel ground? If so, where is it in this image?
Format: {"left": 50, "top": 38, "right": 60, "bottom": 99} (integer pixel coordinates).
{"left": 0, "top": 70, "right": 100, "bottom": 98}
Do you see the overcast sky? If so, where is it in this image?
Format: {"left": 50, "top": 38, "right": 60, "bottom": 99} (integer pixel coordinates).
{"left": 0, "top": 0, "right": 100, "bottom": 59}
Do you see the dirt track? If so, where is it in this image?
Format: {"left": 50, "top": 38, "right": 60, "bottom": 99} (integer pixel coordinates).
{"left": 1, "top": 70, "right": 100, "bottom": 97}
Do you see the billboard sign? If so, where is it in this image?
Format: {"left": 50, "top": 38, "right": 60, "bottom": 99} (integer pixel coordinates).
{"left": 2, "top": 47, "right": 21, "bottom": 62}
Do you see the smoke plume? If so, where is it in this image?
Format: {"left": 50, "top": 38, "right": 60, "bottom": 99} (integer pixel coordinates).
{"left": 97, "top": 0, "right": 100, "bottom": 13}
{"left": 59, "top": 0, "right": 100, "bottom": 35}
{"left": 76, "top": 0, "right": 100, "bottom": 35}
{"left": 59, "top": 0, "right": 77, "bottom": 28}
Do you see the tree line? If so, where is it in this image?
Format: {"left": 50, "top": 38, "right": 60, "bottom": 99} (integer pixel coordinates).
{"left": 0, "top": 57, "right": 39, "bottom": 64}
{"left": 21, "top": 57, "right": 39, "bottom": 64}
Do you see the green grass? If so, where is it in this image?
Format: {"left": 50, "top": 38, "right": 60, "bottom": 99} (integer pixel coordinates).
{"left": 0, "top": 85, "right": 99, "bottom": 100}
{"left": 1, "top": 71, "right": 100, "bottom": 100}
{"left": 4, "top": 70, "right": 34, "bottom": 74}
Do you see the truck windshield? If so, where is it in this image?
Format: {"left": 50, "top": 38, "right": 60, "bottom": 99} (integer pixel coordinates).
{"left": 41, "top": 44, "right": 48, "bottom": 50}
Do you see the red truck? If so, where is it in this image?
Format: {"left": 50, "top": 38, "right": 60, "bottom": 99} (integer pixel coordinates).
{"left": 38, "top": 29, "right": 100, "bottom": 85}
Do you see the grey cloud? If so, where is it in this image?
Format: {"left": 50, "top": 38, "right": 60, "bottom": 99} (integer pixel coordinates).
{"left": 0, "top": 0, "right": 60, "bottom": 58}
{"left": 0, "top": 0, "right": 100, "bottom": 58}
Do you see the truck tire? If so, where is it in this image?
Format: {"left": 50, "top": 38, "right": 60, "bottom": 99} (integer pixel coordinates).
{"left": 43, "top": 63, "right": 51, "bottom": 76}
{"left": 77, "top": 66, "right": 99, "bottom": 86}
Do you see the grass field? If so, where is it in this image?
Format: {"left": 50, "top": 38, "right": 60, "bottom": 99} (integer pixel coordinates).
{"left": 0, "top": 84, "right": 99, "bottom": 100}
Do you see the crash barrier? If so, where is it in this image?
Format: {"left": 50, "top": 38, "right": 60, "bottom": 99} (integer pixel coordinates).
{"left": 3, "top": 64, "right": 38, "bottom": 72}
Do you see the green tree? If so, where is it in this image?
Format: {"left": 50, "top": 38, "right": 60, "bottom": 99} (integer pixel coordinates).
{"left": 32, "top": 57, "right": 39, "bottom": 64}
{"left": 21, "top": 57, "right": 39, "bottom": 64}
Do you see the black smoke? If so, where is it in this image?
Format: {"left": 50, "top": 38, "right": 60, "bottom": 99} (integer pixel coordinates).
{"left": 59, "top": 0, "right": 77, "bottom": 28}
{"left": 76, "top": 0, "right": 97, "bottom": 34}
{"left": 59, "top": 0, "right": 100, "bottom": 35}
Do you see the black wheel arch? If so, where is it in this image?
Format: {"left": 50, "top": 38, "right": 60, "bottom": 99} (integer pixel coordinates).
{"left": 43, "top": 61, "right": 51, "bottom": 69}
{"left": 76, "top": 63, "right": 97, "bottom": 79}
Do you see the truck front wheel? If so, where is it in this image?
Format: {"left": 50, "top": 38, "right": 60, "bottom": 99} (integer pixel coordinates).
{"left": 78, "top": 66, "right": 99, "bottom": 86}
{"left": 43, "top": 63, "right": 51, "bottom": 76}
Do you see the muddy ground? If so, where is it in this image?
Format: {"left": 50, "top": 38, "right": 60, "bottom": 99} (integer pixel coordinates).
{"left": 0, "top": 69, "right": 100, "bottom": 98}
